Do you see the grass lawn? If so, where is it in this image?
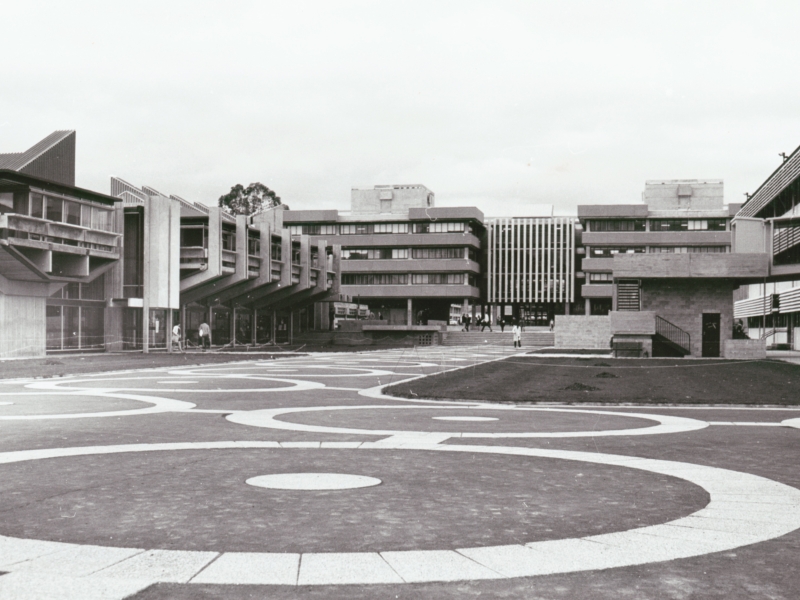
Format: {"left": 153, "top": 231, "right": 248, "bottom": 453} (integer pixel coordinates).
{"left": 385, "top": 357, "right": 800, "bottom": 405}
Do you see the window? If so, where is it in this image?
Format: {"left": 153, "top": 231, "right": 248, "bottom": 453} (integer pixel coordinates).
{"left": 0, "top": 192, "right": 13, "bottom": 213}
{"left": 339, "top": 223, "right": 373, "bottom": 235}
{"left": 411, "top": 247, "right": 466, "bottom": 259}
{"left": 31, "top": 193, "right": 44, "bottom": 218}
{"left": 650, "top": 219, "right": 727, "bottom": 232}
{"left": 271, "top": 239, "right": 282, "bottom": 261}
{"left": 586, "top": 220, "right": 645, "bottom": 232}
{"left": 64, "top": 201, "right": 81, "bottom": 225}
{"left": 222, "top": 230, "right": 236, "bottom": 251}
{"left": 589, "top": 247, "right": 645, "bottom": 257}
{"left": 589, "top": 272, "right": 613, "bottom": 282}
{"left": 292, "top": 247, "right": 301, "bottom": 265}
{"left": 411, "top": 273, "right": 465, "bottom": 285}
{"left": 342, "top": 248, "right": 408, "bottom": 259}
{"left": 181, "top": 227, "right": 205, "bottom": 247}
{"left": 92, "top": 207, "right": 113, "bottom": 232}
{"left": 80, "top": 205, "right": 91, "bottom": 227}
{"left": 373, "top": 222, "right": 408, "bottom": 234}
{"left": 649, "top": 246, "right": 729, "bottom": 254}
{"left": 341, "top": 273, "right": 408, "bottom": 285}
{"left": 248, "top": 234, "right": 260, "bottom": 255}
{"left": 289, "top": 224, "right": 338, "bottom": 236}
{"left": 46, "top": 196, "right": 63, "bottom": 222}
{"left": 412, "top": 221, "right": 468, "bottom": 233}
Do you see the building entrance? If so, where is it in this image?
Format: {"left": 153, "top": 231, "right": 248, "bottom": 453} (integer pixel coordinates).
{"left": 702, "top": 313, "right": 721, "bottom": 357}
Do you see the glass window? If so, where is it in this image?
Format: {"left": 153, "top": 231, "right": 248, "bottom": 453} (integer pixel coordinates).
{"left": 289, "top": 225, "right": 302, "bottom": 236}
{"left": 412, "top": 247, "right": 464, "bottom": 259}
{"left": 80, "top": 204, "right": 91, "bottom": 227}
{"left": 0, "top": 192, "right": 13, "bottom": 213}
{"left": 373, "top": 222, "right": 408, "bottom": 234}
{"left": 589, "top": 273, "right": 613, "bottom": 282}
{"left": 271, "top": 239, "right": 282, "bottom": 261}
{"left": 64, "top": 200, "right": 81, "bottom": 225}
{"left": 222, "top": 230, "right": 236, "bottom": 251}
{"left": 31, "top": 193, "right": 44, "bottom": 218}
{"left": 92, "top": 207, "right": 112, "bottom": 231}
{"left": 82, "top": 273, "right": 106, "bottom": 300}
{"left": 411, "top": 273, "right": 465, "bottom": 284}
{"left": 341, "top": 273, "right": 408, "bottom": 285}
{"left": 46, "top": 305, "right": 62, "bottom": 350}
{"left": 586, "top": 220, "right": 645, "bottom": 232}
{"left": 413, "top": 222, "right": 467, "bottom": 233}
{"left": 13, "top": 191, "right": 29, "bottom": 215}
{"left": 46, "top": 197, "right": 63, "bottom": 222}
{"left": 248, "top": 234, "right": 260, "bottom": 255}
{"left": 590, "top": 247, "right": 646, "bottom": 256}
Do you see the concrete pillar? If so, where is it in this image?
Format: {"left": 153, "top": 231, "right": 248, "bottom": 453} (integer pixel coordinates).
{"left": 208, "top": 306, "right": 214, "bottom": 347}
{"left": 252, "top": 308, "right": 258, "bottom": 344}
{"left": 232, "top": 306, "right": 237, "bottom": 347}
{"left": 585, "top": 298, "right": 591, "bottom": 315}
{"left": 289, "top": 309, "right": 294, "bottom": 344}
{"left": 272, "top": 308, "right": 277, "bottom": 343}
{"left": 565, "top": 303, "right": 570, "bottom": 315}
{"left": 180, "top": 305, "right": 186, "bottom": 347}
{"left": 407, "top": 299, "right": 413, "bottom": 326}
{"left": 166, "top": 309, "right": 173, "bottom": 354}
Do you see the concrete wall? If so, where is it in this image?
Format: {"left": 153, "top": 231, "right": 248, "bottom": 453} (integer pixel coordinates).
{"left": 0, "top": 293, "right": 46, "bottom": 358}
{"left": 351, "top": 185, "right": 434, "bottom": 215}
{"left": 554, "top": 315, "right": 611, "bottom": 349}
{"left": 613, "top": 253, "right": 768, "bottom": 279}
{"left": 640, "top": 279, "right": 735, "bottom": 357}
{"left": 145, "top": 195, "right": 181, "bottom": 309}
{"left": 610, "top": 311, "right": 656, "bottom": 334}
{"left": 723, "top": 339, "right": 766, "bottom": 359}
{"left": 643, "top": 180, "right": 724, "bottom": 211}
{"left": 732, "top": 218, "right": 768, "bottom": 254}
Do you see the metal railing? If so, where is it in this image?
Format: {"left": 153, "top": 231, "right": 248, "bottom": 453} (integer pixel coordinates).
{"left": 655, "top": 315, "right": 691, "bottom": 354}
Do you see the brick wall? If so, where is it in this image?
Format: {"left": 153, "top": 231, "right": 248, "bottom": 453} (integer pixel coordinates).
{"left": 555, "top": 315, "right": 611, "bottom": 349}
{"left": 723, "top": 339, "right": 766, "bottom": 359}
{"left": 640, "top": 279, "right": 735, "bottom": 357}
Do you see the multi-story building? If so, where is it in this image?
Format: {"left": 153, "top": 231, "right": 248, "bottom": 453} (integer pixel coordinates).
{"left": 574, "top": 180, "right": 771, "bottom": 357}
{"left": 732, "top": 147, "right": 800, "bottom": 349}
{"left": 579, "top": 180, "right": 739, "bottom": 318}
{"left": 283, "top": 185, "right": 483, "bottom": 327}
{"left": 484, "top": 211, "right": 580, "bottom": 325}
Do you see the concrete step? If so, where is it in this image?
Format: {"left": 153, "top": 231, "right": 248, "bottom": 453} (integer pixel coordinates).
{"left": 442, "top": 331, "right": 554, "bottom": 347}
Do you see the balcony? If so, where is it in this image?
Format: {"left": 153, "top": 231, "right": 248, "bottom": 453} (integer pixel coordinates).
{"left": 180, "top": 246, "right": 207, "bottom": 270}
{"left": 0, "top": 213, "right": 120, "bottom": 281}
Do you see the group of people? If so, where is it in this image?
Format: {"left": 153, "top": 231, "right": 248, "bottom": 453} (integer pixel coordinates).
{"left": 459, "top": 314, "right": 549, "bottom": 349}
{"left": 170, "top": 322, "right": 212, "bottom": 353}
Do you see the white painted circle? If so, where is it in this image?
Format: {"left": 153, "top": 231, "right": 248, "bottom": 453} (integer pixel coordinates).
{"left": 432, "top": 416, "right": 499, "bottom": 422}
{"left": 246, "top": 473, "right": 381, "bottom": 490}
{"left": 0, "top": 441, "right": 798, "bottom": 586}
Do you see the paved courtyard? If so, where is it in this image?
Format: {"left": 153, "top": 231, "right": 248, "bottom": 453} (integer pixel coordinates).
{"left": 0, "top": 347, "right": 799, "bottom": 599}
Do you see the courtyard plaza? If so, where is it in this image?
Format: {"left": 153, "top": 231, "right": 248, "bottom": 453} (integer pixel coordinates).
{"left": 0, "top": 347, "right": 798, "bottom": 599}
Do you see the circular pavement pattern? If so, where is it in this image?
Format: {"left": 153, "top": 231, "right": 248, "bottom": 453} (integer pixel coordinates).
{"left": 0, "top": 441, "right": 799, "bottom": 586}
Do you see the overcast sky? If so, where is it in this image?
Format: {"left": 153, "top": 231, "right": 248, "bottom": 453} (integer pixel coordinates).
{"left": 3, "top": 1, "right": 800, "bottom": 216}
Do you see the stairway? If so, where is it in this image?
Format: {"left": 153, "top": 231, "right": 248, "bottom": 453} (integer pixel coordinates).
{"left": 653, "top": 316, "right": 691, "bottom": 357}
{"left": 442, "top": 331, "right": 554, "bottom": 347}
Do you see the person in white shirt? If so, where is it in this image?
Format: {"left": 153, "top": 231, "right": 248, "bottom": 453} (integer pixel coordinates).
{"left": 512, "top": 323, "right": 521, "bottom": 348}
{"left": 172, "top": 324, "right": 183, "bottom": 353}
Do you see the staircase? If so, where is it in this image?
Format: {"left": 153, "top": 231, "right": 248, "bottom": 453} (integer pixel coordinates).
{"left": 442, "top": 331, "right": 554, "bottom": 347}
{"left": 653, "top": 316, "right": 691, "bottom": 357}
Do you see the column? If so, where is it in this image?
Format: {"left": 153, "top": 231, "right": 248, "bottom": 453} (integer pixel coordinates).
{"left": 585, "top": 298, "right": 591, "bottom": 315}
{"left": 407, "top": 299, "right": 413, "bottom": 327}
{"left": 166, "top": 309, "right": 173, "bottom": 354}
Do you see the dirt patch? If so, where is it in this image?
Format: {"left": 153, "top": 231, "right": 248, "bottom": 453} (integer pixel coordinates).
{"left": 564, "top": 382, "right": 600, "bottom": 391}
{"left": 595, "top": 372, "right": 619, "bottom": 379}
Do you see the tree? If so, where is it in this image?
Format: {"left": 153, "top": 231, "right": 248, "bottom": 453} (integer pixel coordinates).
{"left": 218, "top": 182, "right": 285, "bottom": 216}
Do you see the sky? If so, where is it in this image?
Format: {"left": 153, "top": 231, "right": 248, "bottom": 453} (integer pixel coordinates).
{"left": 3, "top": 1, "right": 800, "bottom": 216}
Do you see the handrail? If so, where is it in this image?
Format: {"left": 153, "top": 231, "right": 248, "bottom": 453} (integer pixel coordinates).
{"left": 761, "top": 328, "right": 777, "bottom": 340}
{"left": 654, "top": 315, "right": 691, "bottom": 354}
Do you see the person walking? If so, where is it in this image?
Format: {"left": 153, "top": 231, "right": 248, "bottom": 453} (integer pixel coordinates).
{"left": 549, "top": 318, "right": 555, "bottom": 332}
{"left": 498, "top": 316, "right": 505, "bottom": 332}
{"left": 481, "top": 314, "right": 492, "bottom": 332}
{"left": 199, "top": 321, "right": 211, "bottom": 351}
{"left": 171, "top": 323, "right": 183, "bottom": 353}
{"left": 512, "top": 322, "right": 521, "bottom": 348}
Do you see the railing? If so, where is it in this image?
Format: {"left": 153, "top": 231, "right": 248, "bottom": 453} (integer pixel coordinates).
{"left": 655, "top": 315, "right": 691, "bottom": 354}
{"left": 761, "top": 328, "right": 777, "bottom": 341}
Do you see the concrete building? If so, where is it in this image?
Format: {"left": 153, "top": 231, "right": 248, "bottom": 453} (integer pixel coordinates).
{"left": 283, "top": 185, "right": 483, "bottom": 328}
{"left": 109, "top": 178, "right": 339, "bottom": 350}
{"left": 575, "top": 180, "right": 767, "bottom": 357}
{"left": 484, "top": 210, "right": 580, "bottom": 325}
{"left": 732, "top": 147, "right": 800, "bottom": 349}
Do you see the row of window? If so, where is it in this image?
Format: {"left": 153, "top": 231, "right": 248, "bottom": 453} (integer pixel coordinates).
{"left": 49, "top": 274, "right": 107, "bottom": 301}
{"left": 0, "top": 191, "right": 115, "bottom": 231}
{"left": 589, "top": 245, "right": 729, "bottom": 256}
{"left": 341, "top": 273, "right": 476, "bottom": 285}
{"left": 341, "top": 247, "right": 475, "bottom": 260}
{"left": 289, "top": 221, "right": 472, "bottom": 236}
{"left": 585, "top": 219, "right": 727, "bottom": 232}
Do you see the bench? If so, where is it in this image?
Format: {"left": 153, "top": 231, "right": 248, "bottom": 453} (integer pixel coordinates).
{"left": 612, "top": 340, "right": 643, "bottom": 358}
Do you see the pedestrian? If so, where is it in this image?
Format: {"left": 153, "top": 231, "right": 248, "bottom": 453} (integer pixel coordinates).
{"left": 199, "top": 321, "right": 211, "bottom": 351}
{"left": 499, "top": 316, "right": 505, "bottom": 332}
{"left": 465, "top": 313, "right": 471, "bottom": 331}
{"left": 512, "top": 322, "right": 521, "bottom": 348}
{"left": 328, "top": 304, "right": 335, "bottom": 331}
{"left": 461, "top": 313, "right": 467, "bottom": 332}
{"left": 172, "top": 323, "right": 183, "bottom": 353}
{"left": 549, "top": 318, "right": 554, "bottom": 332}
{"left": 481, "top": 314, "right": 492, "bottom": 332}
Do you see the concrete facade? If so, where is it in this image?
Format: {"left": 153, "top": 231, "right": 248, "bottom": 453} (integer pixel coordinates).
{"left": 554, "top": 315, "right": 610, "bottom": 349}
